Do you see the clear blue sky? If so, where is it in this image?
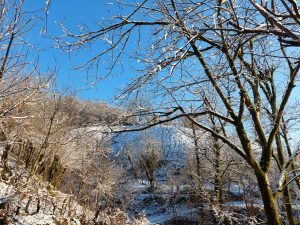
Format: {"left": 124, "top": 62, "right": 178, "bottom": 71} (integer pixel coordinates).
{"left": 24, "top": 0, "right": 133, "bottom": 102}
{"left": 24, "top": 0, "right": 300, "bottom": 105}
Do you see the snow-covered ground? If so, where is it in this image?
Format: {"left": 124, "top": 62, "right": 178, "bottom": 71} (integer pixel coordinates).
{"left": 0, "top": 145, "right": 94, "bottom": 225}
{"left": 0, "top": 169, "right": 85, "bottom": 225}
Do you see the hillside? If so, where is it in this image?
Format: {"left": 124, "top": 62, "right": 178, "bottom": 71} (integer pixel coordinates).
{"left": 67, "top": 125, "right": 257, "bottom": 224}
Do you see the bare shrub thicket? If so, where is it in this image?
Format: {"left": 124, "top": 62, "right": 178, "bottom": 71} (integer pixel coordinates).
{"left": 0, "top": 0, "right": 50, "bottom": 181}
{"left": 60, "top": 97, "right": 132, "bottom": 127}
{"left": 60, "top": 130, "right": 123, "bottom": 205}
{"left": 0, "top": 86, "right": 145, "bottom": 223}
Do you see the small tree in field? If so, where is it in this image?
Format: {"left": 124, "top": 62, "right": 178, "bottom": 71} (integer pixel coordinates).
{"left": 138, "top": 138, "right": 162, "bottom": 191}
{"left": 122, "top": 134, "right": 162, "bottom": 191}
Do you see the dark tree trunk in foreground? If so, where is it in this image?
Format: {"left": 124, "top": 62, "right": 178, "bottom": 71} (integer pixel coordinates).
{"left": 255, "top": 171, "right": 281, "bottom": 225}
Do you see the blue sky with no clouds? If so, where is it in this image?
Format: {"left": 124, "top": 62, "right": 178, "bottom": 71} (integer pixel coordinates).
{"left": 23, "top": 0, "right": 300, "bottom": 105}
{"left": 24, "top": 0, "right": 133, "bottom": 102}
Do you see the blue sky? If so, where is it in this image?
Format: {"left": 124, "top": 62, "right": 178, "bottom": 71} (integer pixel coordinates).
{"left": 24, "top": 0, "right": 132, "bottom": 102}
{"left": 23, "top": 0, "right": 300, "bottom": 106}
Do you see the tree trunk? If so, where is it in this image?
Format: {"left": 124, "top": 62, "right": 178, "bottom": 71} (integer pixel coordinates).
{"left": 282, "top": 184, "right": 295, "bottom": 225}
{"left": 213, "top": 137, "right": 223, "bottom": 205}
{"left": 191, "top": 123, "right": 201, "bottom": 178}
{"left": 281, "top": 126, "right": 300, "bottom": 190}
{"left": 256, "top": 171, "right": 281, "bottom": 225}
{"left": 148, "top": 172, "right": 157, "bottom": 191}
{"left": 275, "top": 134, "right": 295, "bottom": 225}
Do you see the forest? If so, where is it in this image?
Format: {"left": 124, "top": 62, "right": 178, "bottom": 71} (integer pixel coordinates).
{"left": 1, "top": 0, "right": 300, "bottom": 224}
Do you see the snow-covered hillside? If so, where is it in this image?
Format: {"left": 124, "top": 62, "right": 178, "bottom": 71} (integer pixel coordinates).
{"left": 80, "top": 125, "right": 204, "bottom": 168}
{"left": 112, "top": 126, "right": 196, "bottom": 165}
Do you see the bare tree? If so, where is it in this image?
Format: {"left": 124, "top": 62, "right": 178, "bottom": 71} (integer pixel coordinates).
{"left": 57, "top": 1, "right": 300, "bottom": 224}
{"left": 138, "top": 137, "right": 162, "bottom": 191}
{"left": 229, "top": 0, "right": 300, "bottom": 47}
{"left": 0, "top": 0, "right": 50, "bottom": 182}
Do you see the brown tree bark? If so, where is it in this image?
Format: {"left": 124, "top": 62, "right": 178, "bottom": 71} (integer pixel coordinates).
{"left": 275, "top": 134, "right": 295, "bottom": 225}
{"left": 255, "top": 171, "right": 281, "bottom": 225}
{"left": 213, "top": 137, "right": 224, "bottom": 206}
